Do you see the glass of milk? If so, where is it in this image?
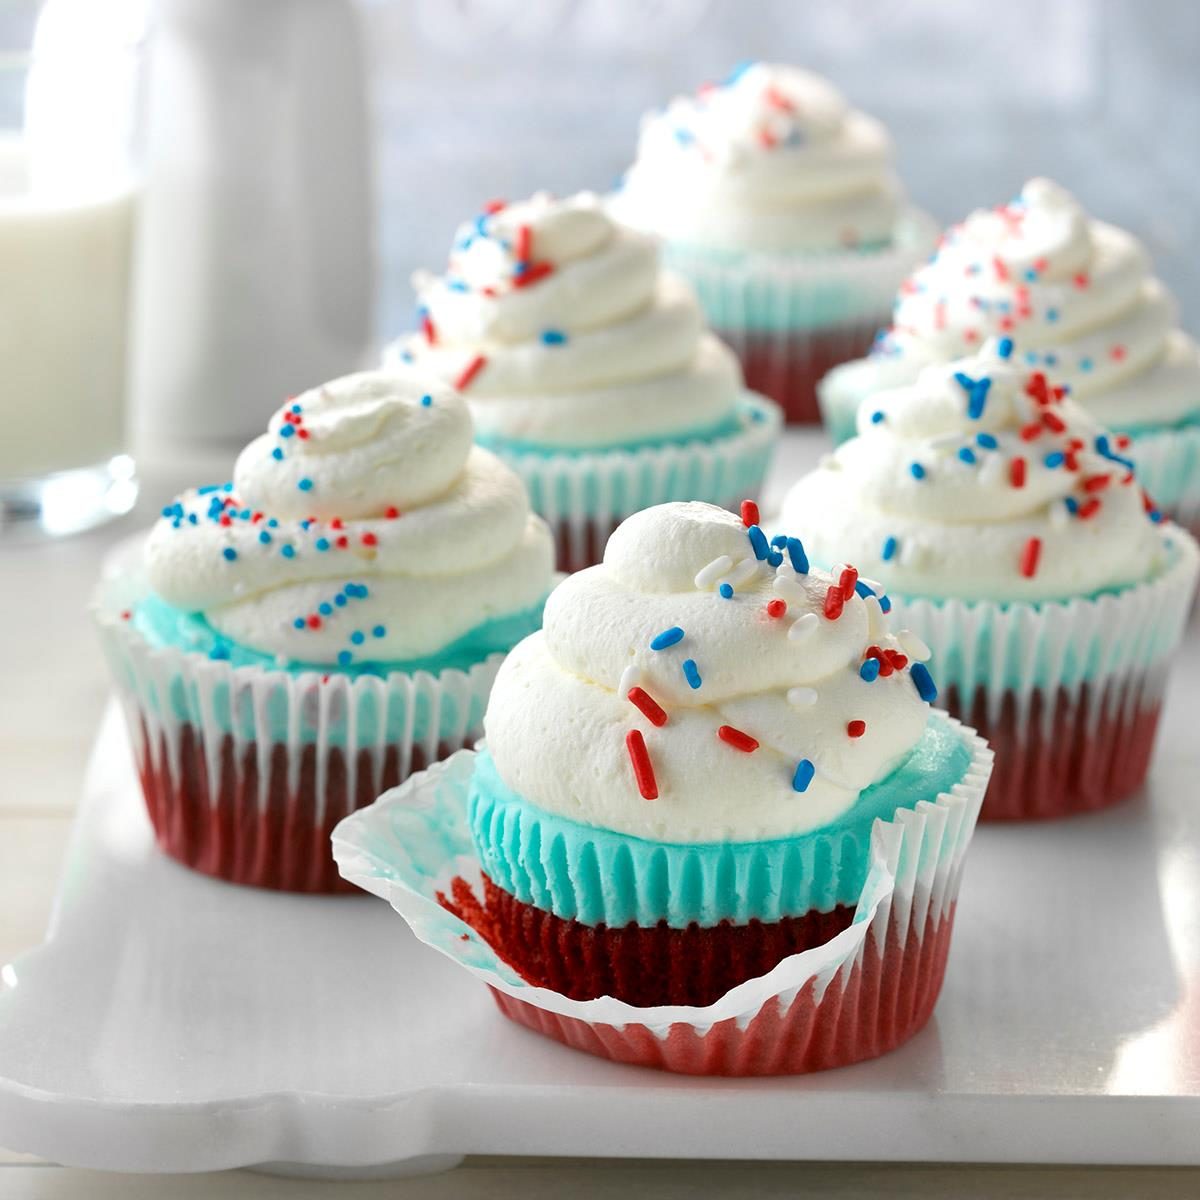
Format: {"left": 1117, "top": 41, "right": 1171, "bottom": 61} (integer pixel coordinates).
{"left": 0, "top": 0, "right": 145, "bottom": 538}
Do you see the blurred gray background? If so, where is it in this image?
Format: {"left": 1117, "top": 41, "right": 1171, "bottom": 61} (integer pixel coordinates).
{"left": 362, "top": 0, "right": 1200, "bottom": 340}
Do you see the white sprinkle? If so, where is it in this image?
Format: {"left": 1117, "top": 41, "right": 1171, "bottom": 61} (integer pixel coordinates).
{"left": 929, "top": 432, "right": 961, "bottom": 451}
{"left": 788, "top": 612, "right": 819, "bottom": 642}
{"left": 864, "top": 595, "right": 886, "bottom": 641}
{"left": 787, "top": 686, "right": 818, "bottom": 707}
{"left": 897, "top": 630, "right": 931, "bottom": 662}
{"left": 694, "top": 554, "right": 733, "bottom": 590}
{"left": 725, "top": 557, "right": 760, "bottom": 588}
{"left": 978, "top": 452, "right": 1005, "bottom": 486}
{"left": 773, "top": 575, "right": 805, "bottom": 604}
{"left": 618, "top": 664, "right": 641, "bottom": 699}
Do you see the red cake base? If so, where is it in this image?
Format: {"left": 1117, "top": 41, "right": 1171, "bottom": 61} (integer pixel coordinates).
{"left": 945, "top": 676, "right": 1163, "bottom": 822}
{"left": 722, "top": 323, "right": 880, "bottom": 426}
{"left": 133, "top": 718, "right": 453, "bottom": 892}
{"left": 440, "top": 874, "right": 856, "bottom": 1008}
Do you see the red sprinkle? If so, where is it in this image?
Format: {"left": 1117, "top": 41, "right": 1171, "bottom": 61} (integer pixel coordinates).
{"left": 361, "top": 532, "right": 378, "bottom": 547}
{"left": 1025, "top": 372, "right": 1051, "bottom": 405}
{"left": 824, "top": 586, "right": 845, "bottom": 620}
{"left": 1041, "top": 411, "right": 1067, "bottom": 433}
{"left": 297, "top": 429, "right": 310, "bottom": 440}
{"left": 764, "top": 83, "right": 794, "bottom": 112}
{"left": 1019, "top": 537, "right": 1042, "bottom": 579}
{"left": 219, "top": 515, "right": 232, "bottom": 527}
{"left": 1110, "top": 344, "right": 1127, "bottom": 362}
{"left": 482, "top": 198, "right": 507, "bottom": 214}
{"left": 718, "top": 725, "right": 759, "bottom": 753}
{"left": 1077, "top": 497, "right": 1102, "bottom": 520}
{"left": 385, "top": 506, "right": 401, "bottom": 519}
{"left": 627, "top": 686, "right": 668, "bottom": 728}
{"left": 454, "top": 354, "right": 487, "bottom": 391}
{"left": 515, "top": 224, "right": 532, "bottom": 265}
{"left": 120, "top": 610, "right": 131, "bottom": 621}
{"left": 422, "top": 314, "right": 437, "bottom": 345}
{"left": 886, "top": 650, "right": 908, "bottom": 671}
{"left": 1116, "top": 434, "right": 1132, "bottom": 450}
{"left": 839, "top": 565, "right": 859, "bottom": 602}
{"left": 993, "top": 255, "right": 1009, "bottom": 282}
{"left": 765, "top": 599, "right": 787, "bottom": 619}
{"left": 1019, "top": 423, "right": 1043, "bottom": 442}
{"left": 307, "top": 615, "right": 322, "bottom": 629}
{"left": 1074, "top": 272, "right": 1090, "bottom": 289}
{"left": 335, "top": 536, "right": 348, "bottom": 549}
{"left": 330, "top": 518, "right": 344, "bottom": 529}
{"left": 625, "top": 729, "right": 658, "bottom": 800}
{"left": 512, "top": 261, "right": 554, "bottom": 289}
{"left": 1010, "top": 457, "right": 1027, "bottom": 488}
{"left": 1082, "top": 474, "right": 1110, "bottom": 493}
{"left": 847, "top": 720, "right": 867, "bottom": 739}
{"left": 740, "top": 499, "right": 760, "bottom": 527}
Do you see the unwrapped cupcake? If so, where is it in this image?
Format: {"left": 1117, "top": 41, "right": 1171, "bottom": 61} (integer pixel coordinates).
{"left": 387, "top": 191, "right": 781, "bottom": 572}
{"left": 94, "top": 369, "right": 554, "bottom": 892}
{"left": 819, "top": 178, "right": 1200, "bottom": 533}
{"left": 609, "top": 61, "right": 936, "bottom": 425}
{"left": 333, "top": 501, "right": 992, "bottom": 1075}
{"left": 785, "top": 339, "right": 1199, "bottom": 820}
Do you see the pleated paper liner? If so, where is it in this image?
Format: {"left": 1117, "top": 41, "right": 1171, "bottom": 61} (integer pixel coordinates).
{"left": 661, "top": 209, "right": 938, "bottom": 426}
{"left": 1126, "top": 423, "right": 1200, "bottom": 538}
{"left": 95, "top": 582, "right": 507, "bottom": 894}
{"left": 497, "top": 392, "right": 782, "bottom": 573}
{"left": 332, "top": 722, "right": 992, "bottom": 1077}
{"left": 886, "top": 526, "right": 1199, "bottom": 821}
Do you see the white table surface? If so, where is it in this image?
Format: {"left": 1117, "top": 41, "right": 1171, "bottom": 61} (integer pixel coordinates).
{"left": 2, "top": 440, "right": 1199, "bottom": 1198}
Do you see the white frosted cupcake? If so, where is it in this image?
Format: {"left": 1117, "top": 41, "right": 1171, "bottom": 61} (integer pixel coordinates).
{"left": 786, "top": 339, "right": 1199, "bottom": 819}
{"left": 610, "top": 62, "right": 936, "bottom": 424}
{"left": 94, "top": 368, "right": 554, "bottom": 891}
{"left": 820, "top": 179, "right": 1200, "bottom": 531}
{"left": 386, "top": 191, "right": 781, "bottom": 572}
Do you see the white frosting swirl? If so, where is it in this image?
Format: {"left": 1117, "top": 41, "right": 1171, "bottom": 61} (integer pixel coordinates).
{"left": 836, "top": 178, "right": 1200, "bottom": 429}
{"left": 484, "top": 501, "right": 932, "bottom": 842}
{"left": 785, "top": 342, "right": 1167, "bottom": 602}
{"left": 145, "top": 369, "right": 554, "bottom": 663}
{"left": 609, "top": 62, "right": 904, "bottom": 254}
{"left": 388, "top": 192, "right": 743, "bottom": 449}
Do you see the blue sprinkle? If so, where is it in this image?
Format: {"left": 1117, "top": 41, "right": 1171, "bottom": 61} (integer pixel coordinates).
{"left": 650, "top": 626, "right": 685, "bottom": 651}
{"left": 870, "top": 410, "right": 886, "bottom": 424}
{"left": 976, "top": 432, "right": 998, "bottom": 450}
{"left": 198, "top": 485, "right": 219, "bottom": 495}
{"left": 160, "top": 505, "right": 174, "bottom": 517}
{"left": 1023, "top": 269, "right": 1037, "bottom": 282}
{"left": 682, "top": 659, "right": 702, "bottom": 689}
{"left": 792, "top": 759, "right": 816, "bottom": 793}
{"left": 281, "top": 544, "right": 296, "bottom": 559}
{"left": 271, "top": 448, "right": 284, "bottom": 461}
{"left": 767, "top": 549, "right": 783, "bottom": 568}
{"left": 1065, "top": 496, "right": 1079, "bottom": 514}
{"left": 881, "top": 535, "right": 898, "bottom": 561}
{"left": 996, "top": 336, "right": 1014, "bottom": 359}
{"left": 879, "top": 595, "right": 892, "bottom": 613}
{"left": 860, "top": 658, "right": 881, "bottom": 682}
{"left": 209, "top": 644, "right": 230, "bottom": 661}
{"left": 910, "top": 462, "right": 927, "bottom": 480}
{"left": 719, "top": 583, "right": 734, "bottom": 599}
{"left": 958, "top": 447, "right": 977, "bottom": 465}
{"left": 337, "top": 650, "right": 353, "bottom": 667}
{"left": 298, "top": 478, "right": 313, "bottom": 492}
{"left": 318, "top": 602, "right": 332, "bottom": 616}
{"left": 350, "top": 631, "right": 365, "bottom": 645}
{"left": 1025, "top": 351, "right": 1039, "bottom": 365}
{"left": 1045, "top": 353, "right": 1058, "bottom": 366}
{"left": 954, "top": 371, "right": 992, "bottom": 420}
{"left": 673, "top": 127, "right": 694, "bottom": 147}
{"left": 223, "top": 483, "right": 233, "bottom": 492}
{"left": 540, "top": 329, "right": 568, "bottom": 346}
{"left": 334, "top": 593, "right": 347, "bottom": 607}
{"left": 222, "top": 547, "right": 237, "bottom": 562}
{"left": 188, "top": 514, "right": 197, "bottom": 525}
{"left": 259, "top": 531, "right": 272, "bottom": 544}
{"left": 315, "top": 537, "right": 331, "bottom": 551}
{"left": 239, "top": 509, "right": 251, "bottom": 520}
{"left": 267, "top": 518, "right": 279, "bottom": 528}
{"left": 447, "top": 279, "right": 468, "bottom": 292}
{"left": 1080, "top": 357, "right": 1094, "bottom": 372}
{"left": 786, "top": 537, "right": 809, "bottom": 574}
{"left": 280, "top": 424, "right": 295, "bottom": 439}
{"left": 421, "top": 394, "right": 432, "bottom": 407}
{"left": 724, "top": 59, "right": 756, "bottom": 85}
{"left": 911, "top": 662, "right": 938, "bottom": 702}
{"left": 747, "top": 525, "right": 770, "bottom": 560}
{"left": 372, "top": 625, "right": 386, "bottom": 638}
{"left": 1044, "top": 451, "right": 1065, "bottom": 468}
{"left": 290, "top": 404, "right": 302, "bottom": 414}
{"left": 1046, "top": 308, "right": 1059, "bottom": 322}
{"left": 293, "top": 617, "right": 306, "bottom": 630}
{"left": 854, "top": 580, "right": 875, "bottom": 599}
{"left": 770, "top": 534, "right": 789, "bottom": 548}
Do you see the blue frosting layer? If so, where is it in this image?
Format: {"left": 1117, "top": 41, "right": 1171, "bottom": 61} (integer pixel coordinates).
{"left": 467, "top": 715, "right": 973, "bottom": 930}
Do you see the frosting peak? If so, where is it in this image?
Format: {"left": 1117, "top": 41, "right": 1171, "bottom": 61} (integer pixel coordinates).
{"left": 610, "top": 62, "right": 904, "bottom": 253}
{"left": 785, "top": 341, "right": 1168, "bottom": 601}
{"left": 484, "top": 501, "right": 935, "bottom": 842}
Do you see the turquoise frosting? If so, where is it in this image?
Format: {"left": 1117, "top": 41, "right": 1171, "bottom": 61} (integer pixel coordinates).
{"left": 476, "top": 414, "right": 745, "bottom": 457}
{"left": 467, "top": 715, "right": 972, "bottom": 930}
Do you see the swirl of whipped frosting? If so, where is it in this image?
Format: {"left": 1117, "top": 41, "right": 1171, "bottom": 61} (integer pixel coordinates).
{"left": 609, "top": 62, "right": 904, "bottom": 254}
{"left": 389, "top": 191, "right": 744, "bottom": 450}
{"left": 145, "top": 369, "right": 554, "bottom": 664}
{"left": 785, "top": 341, "right": 1167, "bottom": 602}
{"left": 484, "top": 501, "right": 934, "bottom": 842}
{"left": 842, "top": 178, "right": 1200, "bottom": 429}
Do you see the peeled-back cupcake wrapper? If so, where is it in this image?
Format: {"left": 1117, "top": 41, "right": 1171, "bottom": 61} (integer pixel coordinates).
{"left": 661, "top": 208, "right": 938, "bottom": 336}
{"left": 332, "top": 726, "right": 991, "bottom": 1076}
{"left": 1126, "top": 423, "right": 1200, "bottom": 533}
{"left": 497, "top": 393, "right": 781, "bottom": 572}
{"left": 94, "top": 582, "right": 504, "bottom": 893}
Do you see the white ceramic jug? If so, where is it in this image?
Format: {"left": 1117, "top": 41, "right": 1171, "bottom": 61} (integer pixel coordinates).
{"left": 132, "top": 0, "right": 374, "bottom": 455}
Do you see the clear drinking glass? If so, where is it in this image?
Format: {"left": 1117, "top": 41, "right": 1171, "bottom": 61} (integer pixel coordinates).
{"left": 0, "top": 0, "right": 145, "bottom": 537}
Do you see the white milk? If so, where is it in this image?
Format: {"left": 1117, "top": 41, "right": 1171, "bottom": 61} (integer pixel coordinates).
{"left": 0, "top": 137, "right": 137, "bottom": 480}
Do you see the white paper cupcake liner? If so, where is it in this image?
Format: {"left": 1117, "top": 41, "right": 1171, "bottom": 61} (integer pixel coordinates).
{"left": 495, "top": 392, "right": 782, "bottom": 572}
{"left": 1126, "top": 422, "right": 1200, "bottom": 534}
{"left": 94, "top": 575, "right": 509, "bottom": 892}
{"left": 886, "top": 526, "right": 1199, "bottom": 820}
{"left": 332, "top": 717, "right": 992, "bottom": 1076}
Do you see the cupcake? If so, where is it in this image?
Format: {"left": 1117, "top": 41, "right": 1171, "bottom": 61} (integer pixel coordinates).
{"left": 819, "top": 178, "right": 1200, "bottom": 532}
{"left": 386, "top": 191, "right": 781, "bottom": 573}
{"left": 333, "top": 501, "right": 992, "bottom": 1075}
{"left": 94, "top": 368, "right": 555, "bottom": 892}
{"left": 609, "top": 62, "right": 936, "bottom": 425}
{"left": 785, "top": 339, "right": 1199, "bottom": 820}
